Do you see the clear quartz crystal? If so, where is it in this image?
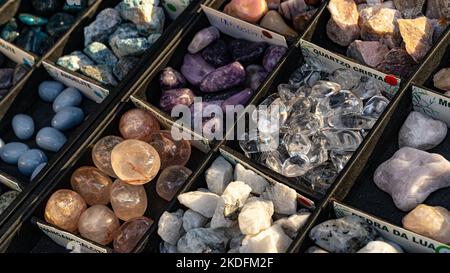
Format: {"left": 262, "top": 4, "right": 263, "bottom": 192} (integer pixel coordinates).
{"left": 363, "top": 95, "right": 390, "bottom": 119}
{"left": 283, "top": 113, "right": 324, "bottom": 136}
{"left": 282, "top": 154, "right": 310, "bottom": 177}
{"left": 304, "top": 163, "right": 338, "bottom": 194}
{"left": 320, "top": 129, "right": 363, "bottom": 152}
{"left": 328, "top": 69, "right": 360, "bottom": 90}
{"left": 310, "top": 81, "right": 341, "bottom": 99}
{"left": 327, "top": 113, "right": 376, "bottom": 130}
{"left": 283, "top": 133, "right": 312, "bottom": 157}
{"left": 316, "top": 90, "right": 363, "bottom": 119}
{"left": 330, "top": 151, "right": 353, "bottom": 171}
{"left": 352, "top": 76, "right": 382, "bottom": 100}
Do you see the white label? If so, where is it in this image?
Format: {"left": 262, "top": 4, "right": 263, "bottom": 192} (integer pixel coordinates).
{"left": 162, "top": 0, "right": 190, "bottom": 20}
{"left": 412, "top": 85, "right": 450, "bottom": 128}
{"left": 36, "top": 220, "right": 109, "bottom": 253}
{"left": 0, "top": 39, "right": 35, "bottom": 66}
{"left": 333, "top": 201, "right": 450, "bottom": 253}
{"left": 0, "top": 173, "right": 22, "bottom": 192}
{"left": 202, "top": 5, "right": 288, "bottom": 48}
{"left": 43, "top": 61, "right": 109, "bottom": 103}
{"left": 299, "top": 40, "right": 401, "bottom": 96}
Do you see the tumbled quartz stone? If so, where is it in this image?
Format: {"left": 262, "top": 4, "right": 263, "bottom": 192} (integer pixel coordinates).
{"left": 261, "top": 182, "right": 297, "bottom": 215}
{"left": 46, "top": 13, "right": 75, "bottom": 38}
{"left": 188, "top": 26, "right": 220, "bottom": 54}
{"left": 238, "top": 197, "right": 274, "bottom": 235}
{"left": 177, "top": 228, "right": 228, "bottom": 253}
{"left": 0, "top": 191, "right": 19, "bottom": 215}
{"left": 181, "top": 53, "right": 214, "bottom": 86}
{"left": 398, "top": 111, "right": 447, "bottom": 150}
{"left": 114, "top": 56, "right": 139, "bottom": 81}
{"left": 110, "top": 179, "right": 148, "bottom": 221}
{"left": 57, "top": 51, "right": 94, "bottom": 72}
{"left": 240, "top": 224, "right": 292, "bottom": 253}
{"left": 275, "top": 210, "right": 311, "bottom": 239}
{"left": 201, "top": 39, "right": 231, "bottom": 68}
{"left": 304, "top": 163, "right": 338, "bottom": 194}
{"left": 328, "top": 69, "right": 361, "bottom": 90}
{"left": 326, "top": 0, "right": 360, "bottom": 46}
{"left": 70, "top": 166, "right": 112, "bottom": 206}
{"left": 156, "top": 165, "right": 192, "bottom": 201}
{"left": 359, "top": 6, "right": 402, "bottom": 49}
{"left": 330, "top": 151, "right": 352, "bottom": 172}
{"left": 229, "top": 40, "right": 267, "bottom": 65}
{"left": 402, "top": 204, "right": 450, "bottom": 244}
{"left": 148, "top": 130, "right": 191, "bottom": 169}
{"left": 352, "top": 77, "right": 383, "bottom": 100}
{"left": 158, "top": 209, "right": 184, "bottom": 245}
{"left": 398, "top": 17, "right": 434, "bottom": 62}
{"left": 224, "top": 0, "right": 268, "bottom": 23}
{"left": 357, "top": 240, "right": 404, "bottom": 253}
{"left": 177, "top": 191, "right": 220, "bottom": 218}
{"left": 80, "top": 65, "right": 118, "bottom": 86}
{"left": 78, "top": 205, "right": 120, "bottom": 245}
{"left": 84, "top": 42, "right": 118, "bottom": 68}
{"left": 234, "top": 163, "right": 268, "bottom": 195}
{"left": 92, "top": 136, "right": 123, "bottom": 178}
{"left": 320, "top": 129, "right": 363, "bottom": 152}
{"left": 200, "top": 62, "right": 246, "bottom": 93}
{"left": 374, "top": 147, "right": 450, "bottom": 211}
{"left": 119, "top": 108, "right": 160, "bottom": 142}
{"left": 205, "top": 156, "right": 233, "bottom": 195}
{"left": 114, "top": 216, "right": 153, "bottom": 253}
{"left": 84, "top": 8, "right": 122, "bottom": 46}
{"left": 111, "top": 139, "right": 161, "bottom": 185}
{"left": 347, "top": 40, "right": 389, "bottom": 68}
{"left": 45, "top": 189, "right": 87, "bottom": 233}
{"left": 310, "top": 216, "right": 378, "bottom": 253}
{"left": 159, "top": 67, "right": 186, "bottom": 90}
{"left": 183, "top": 209, "right": 208, "bottom": 232}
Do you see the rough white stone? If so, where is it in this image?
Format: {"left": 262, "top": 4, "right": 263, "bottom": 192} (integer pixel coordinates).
{"left": 261, "top": 182, "right": 297, "bottom": 215}
{"left": 357, "top": 240, "right": 404, "bottom": 253}
{"left": 238, "top": 198, "right": 274, "bottom": 235}
{"left": 182, "top": 209, "right": 209, "bottom": 231}
{"left": 240, "top": 225, "right": 293, "bottom": 253}
{"left": 275, "top": 210, "right": 311, "bottom": 238}
{"left": 158, "top": 209, "right": 184, "bottom": 245}
{"left": 205, "top": 156, "right": 233, "bottom": 195}
{"left": 234, "top": 163, "right": 269, "bottom": 195}
{"left": 177, "top": 191, "right": 220, "bottom": 218}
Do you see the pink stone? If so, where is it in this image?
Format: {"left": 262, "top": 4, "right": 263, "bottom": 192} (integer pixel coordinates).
{"left": 347, "top": 40, "right": 389, "bottom": 68}
{"left": 110, "top": 179, "right": 148, "bottom": 221}
{"left": 278, "top": 0, "right": 308, "bottom": 20}
{"left": 113, "top": 216, "right": 153, "bottom": 253}
{"left": 434, "top": 68, "right": 450, "bottom": 91}
{"left": 359, "top": 6, "right": 402, "bottom": 49}
{"left": 426, "top": 0, "right": 450, "bottom": 19}
{"left": 393, "top": 0, "right": 426, "bottom": 18}
{"left": 148, "top": 130, "right": 191, "bottom": 169}
{"left": 45, "top": 189, "right": 87, "bottom": 233}
{"left": 119, "top": 109, "right": 160, "bottom": 142}
{"left": 326, "top": 0, "right": 360, "bottom": 46}
{"left": 70, "top": 166, "right": 113, "bottom": 206}
{"left": 156, "top": 165, "right": 193, "bottom": 201}
{"left": 398, "top": 17, "right": 434, "bottom": 62}
{"left": 92, "top": 135, "right": 123, "bottom": 178}
{"left": 78, "top": 205, "right": 120, "bottom": 246}
{"left": 223, "top": 0, "right": 268, "bottom": 24}
{"left": 111, "top": 139, "right": 161, "bottom": 185}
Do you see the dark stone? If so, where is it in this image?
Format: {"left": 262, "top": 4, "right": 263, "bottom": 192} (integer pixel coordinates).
{"left": 0, "top": 68, "right": 14, "bottom": 89}
{"left": 113, "top": 57, "right": 139, "bottom": 81}
{"left": 0, "top": 19, "right": 19, "bottom": 42}
{"left": 376, "top": 48, "right": 419, "bottom": 79}
{"left": 32, "top": 0, "right": 63, "bottom": 16}
{"left": 46, "top": 12, "right": 75, "bottom": 38}
{"left": 202, "top": 39, "right": 232, "bottom": 68}
{"left": 229, "top": 39, "right": 268, "bottom": 65}
{"left": 16, "top": 28, "right": 54, "bottom": 55}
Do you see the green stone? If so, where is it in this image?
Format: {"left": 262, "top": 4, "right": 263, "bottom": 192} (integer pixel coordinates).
{"left": 18, "top": 13, "right": 48, "bottom": 26}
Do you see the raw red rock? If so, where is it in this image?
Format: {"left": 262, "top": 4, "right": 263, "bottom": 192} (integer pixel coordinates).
{"left": 376, "top": 48, "right": 418, "bottom": 78}
{"left": 326, "top": 0, "right": 360, "bottom": 46}
{"left": 398, "top": 17, "right": 434, "bottom": 62}
{"left": 347, "top": 40, "right": 389, "bottom": 68}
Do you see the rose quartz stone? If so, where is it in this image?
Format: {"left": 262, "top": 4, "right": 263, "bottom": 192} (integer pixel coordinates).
{"left": 119, "top": 109, "right": 160, "bottom": 142}
{"left": 110, "top": 179, "right": 148, "bottom": 221}
{"left": 224, "top": 0, "right": 268, "bottom": 24}
{"left": 45, "top": 189, "right": 87, "bottom": 233}
{"left": 70, "top": 166, "right": 113, "bottom": 206}
{"left": 78, "top": 205, "right": 120, "bottom": 246}
{"left": 111, "top": 139, "right": 161, "bottom": 185}
{"left": 156, "top": 165, "right": 193, "bottom": 201}
{"left": 113, "top": 216, "right": 154, "bottom": 253}
{"left": 92, "top": 135, "right": 124, "bottom": 178}
{"left": 148, "top": 130, "right": 191, "bottom": 169}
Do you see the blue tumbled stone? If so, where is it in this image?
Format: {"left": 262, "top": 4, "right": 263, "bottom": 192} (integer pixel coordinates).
{"left": 53, "top": 87, "right": 83, "bottom": 112}
{"left": 18, "top": 14, "right": 48, "bottom": 26}
{"left": 0, "top": 142, "right": 29, "bottom": 164}
{"left": 36, "top": 127, "right": 67, "bottom": 152}
{"left": 38, "top": 81, "right": 65, "bottom": 102}
{"left": 31, "top": 162, "right": 47, "bottom": 180}
{"left": 51, "top": 107, "right": 84, "bottom": 131}
{"left": 18, "top": 149, "right": 48, "bottom": 176}
{"left": 12, "top": 114, "right": 35, "bottom": 140}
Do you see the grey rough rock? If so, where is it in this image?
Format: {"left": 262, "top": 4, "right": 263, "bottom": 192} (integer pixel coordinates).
{"left": 238, "top": 197, "right": 274, "bottom": 235}
{"left": 158, "top": 209, "right": 184, "bottom": 245}
{"left": 346, "top": 40, "right": 389, "bottom": 68}
{"left": 177, "top": 228, "right": 228, "bottom": 253}
{"left": 83, "top": 42, "right": 118, "bottom": 68}
{"left": 261, "top": 182, "right": 297, "bottom": 215}
{"left": 274, "top": 210, "right": 311, "bottom": 239}
{"left": 108, "top": 23, "right": 140, "bottom": 57}
{"left": 113, "top": 57, "right": 139, "bottom": 81}
{"left": 84, "top": 8, "right": 122, "bottom": 46}
{"left": 205, "top": 156, "right": 233, "bottom": 195}
{"left": 160, "top": 241, "right": 178, "bottom": 253}
{"left": 234, "top": 163, "right": 269, "bottom": 195}
{"left": 0, "top": 191, "right": 19, "bottom": 215}
{"left": 177, "top": 191, "right": 220, "bottom": 218}
{"left": 374, "top": 147, "right": 450, "bottom": 211}
{"left": 398, "top": 111, "right": 447, "bottom": 150}
{"left": 240, "top": 225, "right": 293, "bottom": 253}
{"left": 309, "top": 215, "right": 378, "bottom": 253}
{"left": 182, "top": 209, "right": 209, "bottom": 231}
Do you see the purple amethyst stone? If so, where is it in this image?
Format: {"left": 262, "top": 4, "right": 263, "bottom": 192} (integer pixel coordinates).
{"left": 229, "top": 40, "right": 267, "bottom": 65}
{"left": 263, "top": 45, "right": 287, "bottom": 72}
{"left": 160, "top": 88, "right": 195, "bottom": 113}
{"left": 201, "top": 39, "right": 231, "bottom": 68}
{"left": 199, "top": 62, "right": 246, "bottom": 93}
{"left": 181, "top": 53, "right": 215, "bottom": 86}
{"left": 159, "top": 67, "right": 186, "bottom": 90}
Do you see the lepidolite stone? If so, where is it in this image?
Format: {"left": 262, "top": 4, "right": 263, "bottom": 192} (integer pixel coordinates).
{"left": 110, "top": 179, "right": 148, "bottom": 221}
{"left": 393, "top": 0, "right": 426, "bottom": 18}
{"left": 188, "top": 26, "right": 220, "bottom": 54}
{"left": 200, "top": 62, "right": 246, "bottom": 93}
{"left": 376, "top": 48, "right": 418, "bottom": 79}
{"left": 347, "top": 40, "right": 389, "bottom": 68}
{"left": 202, "top": 39, "right": 231, "bottom": 68}
{"left": 260, "top": 11, "right": 299, "bottom": 38}
{"left": 309, "top": 216, "right": 377, "bottom": 253}
{"left": 111, "top": 139, "right": 161, "bottom": 185}
{"left": 45, "top": 189, "right": 87, "bottom": 233}
{"left": 84, "top": 8, "right": 122, "bottom": 46}
{"left": 426, "top": 0, "right": 450, "bottom": 19}
{"left": 434, "top": 68, "right": 450, "bottom": 91}
{"left": 78, "top": 205, "right": 120, "bottom": 245}
{"left": 374, "top": 147, "right": 450, "bottom": 211}
{"left": 359, "top": 6, "right": 402, "bottom": 49}
{"left": 160, "top": 88, "right": 195, "bottom": 112}
{"left": 148, "top": 130, "right": 191, "bottom": 169}
{"left": 403, "top": 204, "right": 450, "bottom": 243}
{"left": 229, "top": 40, "right": 267, "bottom": 65}
{"left": 84, "top": 42, "right": 118, "bottom": 68}
{"left": 46, "top": 13, "right": 75, "bottom": 38}
{"left": 326, "top": 0, "right": 360, "bottom": 46}
{"left": 180, "top": 53, "right": 214, "bottom": 86}
{"left": 57, "top": 51, "right": 94, "bottom": 72}
{"left": 222, "top": 88, "right": 254, "bottom": 109}
{"left": 398, "top": 17, "right": 434, "bottom": 62}
{"left": 114, "top": 56, "right": 139, "bottom": 81}
{"left": 119, "top": 108, "right": 160, "bottom": 142}
{"left": 70, "top": 166, "right": 112, "bottom": 206}
{"left": 114, "top": 216, "right": 153, "bottom": 253}
{"left": 223, "top": 0, "right": 268, "bottom": 23}
{"left": 92, "top": 135, "right": 124, "bottom": 178}
{"left": 177, "top": 191, "right": 220, "bottom": 218}
{"left": 80, "top": 65, "right": 118, "bottom": 86}
{"left": 263, "top": 45, "right": 287, "bottom": 72}
{"left": 159, "top": 67, "right": 186, "bottom": 90}
{"left": 156, "top": 165, "right": 192, "bottom": 201}
{"left": 398, "top": 111, "right": 447, "bottom": 150}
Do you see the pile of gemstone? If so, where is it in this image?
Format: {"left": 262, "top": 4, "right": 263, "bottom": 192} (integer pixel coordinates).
{"left": 0, "top": 52, "right": 29, "bottom": 102}
{"left": 239, "top": 62, "right": 391, "bottom": 194}
{"left": 44, "top": 108, "right": 192, "bottom": 252}
{"left": 0, "top": 0, "right": 87, "bottom": 55}
{"left": 57, "top": 0, "right": 167, "bottom": 86}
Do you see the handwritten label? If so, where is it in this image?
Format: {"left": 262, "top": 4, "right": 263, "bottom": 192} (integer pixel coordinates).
{"left": 333, "top": 201, "right": 450, "bottom": 253}
{"left": 0, "top": 38, "right": 35, "bottom": 66}
{"left": 412, "top": 85, "right": 450, "bottom": 128}
{"left": 36, "top": 220, "right": 108, "bottom": 253}
{"left": 43, "top": 61, "right": 109, "bottom": 103}
{"left": 299, "top": 40, "right": 401, "bottom": 96}
{"left": 202, "top": 5, "right": 287, "bottom": 48}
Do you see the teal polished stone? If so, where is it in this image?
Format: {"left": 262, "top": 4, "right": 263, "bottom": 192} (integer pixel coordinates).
{"left": 0, "top": 19, "right": 20, "bottom": 42}
{"left": 16, "top": 28, "right": 54, "bottom": 55}
{"left": 53, "top": 87, "right": 83, "bottom": 112}
{"left": 12, "top": 114, "right": 35, "bottom": 140}
{"left": 36, "top": 127, "right": 67, "bottom": 152}
{"left": 0, "top": 142, "right": 29, "bottom": 165}
{"left": 18, "top": 149, "right": 48, "bottom": 176}
{"left": 57, "top": 51, "right": 94, "bottom": 72}
{"left": 51, "top": 106, "right": 84, "bottom": 131}
{"left": 18, "top": 14, "right": 49, "bottom": 26}
{"left": 46, "top": 12, "right": 75, "bottom": 38}
{"left": 84, "top": 42, "right": 118, "bottom": 68}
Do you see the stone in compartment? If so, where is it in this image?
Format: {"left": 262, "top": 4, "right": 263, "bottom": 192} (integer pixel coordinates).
{"left": 433, "top": 68, "right": 450, "bottom": 92}
{"left": 259, "top": 11, "right": 299, "bottom": 38}
{"left": 78, "top": 205, "right": 120, "bottom": 246}
{"left": 177, "top": 228, "right": 228, "bottom": 253}
{"left": 12, "top": 114, "right": 35, "bottom": 140}
{"left": 110, "top": 179, "right": 148, "bottom": 221}
{"left": 114, "top": 216, "right": 153, "bottom": 253}
{"left": 182, "top": 209, "right": 209, "bottom": 232}
{"left": 38, "top": 81, "right": 65, "bottom": 102}
{"left": 357, "top": 239, "right": 404, "bottom": 253}
{"left": 0, "top": 143, "right": 29, "bottom": 165}
{"left": 326, "top": 0, "right": 360, "bottom": 46}
{"left": 156, "top": 165, "right": 192, "bottom": 201}
{"left": 346, "top": 40, "right": 389, "bottom": 68}
{"left": 92, "top": 136, "right": 124, "bottom": 178}
{"left": 158, "top": 209, "right": 184, "bottom": 245}
{"left": 119, "top": 108, "right": 160, "bottom": 142}
{"left": 223, "top": 0, "right": 268, "bottom": 24}
{"left": 0, "top": 191, "right": 20, "bottom": 215}
{"left": 70, "top": 166, "right": 112, "bottom": 206}
{"left": 45, "top": 189, "right": 87, "bottom": 233}
{"left": 234, "top": 163, "right": 269, "bottom": 195}
{"left": 18, "top": 149, "right": 48, "bottom": 176}
{"left": 148, "top": 130, "right": 191, "bottom": 169}
{"left": 51, "top": 106, "right": 85, "bottom": 131}
{"left": 238, "top": 197, "right": 274, "bottom": 235}
{"left": 187, "top": 26, "right": 220, "bottom": 54}
{"left": 205, "top": 156, "right": 233, "bottom": 195}
{"left": 240, "top": 224, "right": 292, "bottom": 253}
{"left": 398, "top": 17, "right": 434, "bottom": 62}
{"left": 177, "top": 190, "right": 220, "bottom": 218}
{"left": 36, "top": 127, "right": 67, "bottom": 152}
{"left": 53, "top": 87, "right": 83, "bottom": 112}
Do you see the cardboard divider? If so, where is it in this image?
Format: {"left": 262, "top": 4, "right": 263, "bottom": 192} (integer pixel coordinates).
{"left": 136, "top": 145, "right": 316, "bottom": 253}
{"left": 0, "top": 99, "right": 210, "bottom": 253}
{"left": 0, "top": 0, "right": 21, "bottom": 25}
